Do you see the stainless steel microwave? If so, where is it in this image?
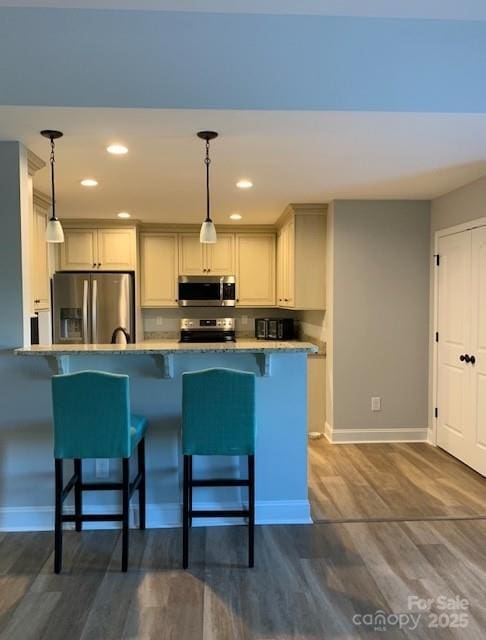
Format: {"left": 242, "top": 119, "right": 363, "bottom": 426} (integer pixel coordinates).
{"left": 178, "top": 275, "right": 236, "bottom": 307}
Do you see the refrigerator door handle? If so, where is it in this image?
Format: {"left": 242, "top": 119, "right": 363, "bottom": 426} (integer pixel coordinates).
{"left": 92, "top": 279, "right": 98, "bottom": 343}
{"left": 82, "top": 279, "right": 89, "bottom": 344}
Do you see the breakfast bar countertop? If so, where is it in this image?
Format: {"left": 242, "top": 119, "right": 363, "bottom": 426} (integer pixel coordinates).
{"left": 15, "top": 338, "right": 318, "bottom": 356}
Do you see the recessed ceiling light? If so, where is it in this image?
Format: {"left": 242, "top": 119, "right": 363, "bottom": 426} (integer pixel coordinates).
{"left": 80, "top": 178, "right": 98, "bottom": 187}
{"left": 117, "top": 212, "right": 131, "bottom": 219}
{"left": 229, "top": 213, "right": 242, "bottom": 220}
{"left": 236, "top": 179, "right": 253, "bottom": 189}
{"left": 107, "top": 144, "right": 128, "bottom": 155}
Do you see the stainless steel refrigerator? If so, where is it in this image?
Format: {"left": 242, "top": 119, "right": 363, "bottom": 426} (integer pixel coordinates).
{"left": 52, "top": 272, "right": 135, "bottom": 344}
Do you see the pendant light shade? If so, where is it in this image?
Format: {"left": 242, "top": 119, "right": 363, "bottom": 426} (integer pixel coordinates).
{"left": 199, "top": 219, "right": 217, "bottom": 244}
{"left": 41, "top": 129, "right": 64, "bottom": 244}
{"left": 45, "top": 218, "right": 65, "bottom": 243}
{"left": 197, "top": 130, "right": 218, "bottom": 244}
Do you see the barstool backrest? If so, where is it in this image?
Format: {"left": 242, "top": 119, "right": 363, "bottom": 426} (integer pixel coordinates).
{"left": 52, "top": 371, "right": 131, "bottom": 459}
{"left": 182, "top": 368, "right": 256, "bottom": 456}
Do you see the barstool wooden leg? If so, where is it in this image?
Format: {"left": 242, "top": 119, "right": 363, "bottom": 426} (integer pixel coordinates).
{"left": 122, "top": 458, "right": 130, "bottom": 572}
{"left": 182, "top": 455, "right": 189, "bottom": 569}
{"left": 188, "top": 455, "right": 193, "bottom": 528}
{"left": 248, "top": 455, "right": 255, "bottom": 568}
{"left": 137, "top": 438, "right": 146, "bottom": 530}
{"left": 54, "top": 458, "right": 63, "bottom": 574}
{"left": 74, "top": 459, "right": 82, "bottom": 532}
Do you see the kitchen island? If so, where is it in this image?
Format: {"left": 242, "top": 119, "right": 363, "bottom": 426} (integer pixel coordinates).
{"left": 15, "top": 340, "right": 317, "bottom": 529}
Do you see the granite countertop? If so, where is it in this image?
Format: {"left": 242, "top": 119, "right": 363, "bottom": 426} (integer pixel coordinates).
{"left": 15, "top": 338, "right": 318, "bottom": 356}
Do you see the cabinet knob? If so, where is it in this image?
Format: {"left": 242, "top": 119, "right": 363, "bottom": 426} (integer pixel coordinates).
{"left": 92, "top": 263, "right": 96, "bottom": 268}
{"left": 460, "top": 354, "right": 471, "bottom": 363}
{"left": 470, "top": 355, "right": 476, "bottom": 365}
{"left": 284, "top": 298, "right": 289, "bottom": 302}
{"left": 97, "top": 263, "right": 101, "bottom": 268}
{"left": 34, "top": 299, "right": 40, "bottom": 304}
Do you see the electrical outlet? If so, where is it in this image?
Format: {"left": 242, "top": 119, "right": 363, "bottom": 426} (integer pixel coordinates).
{"left": 371, "top": 397, "right": 382, "bottom": 412}
{"left": 155, "top": 317, "right": 164, "bottom": 327}
{"left": 95, "top": 459, "right": 109, "bottom": 478}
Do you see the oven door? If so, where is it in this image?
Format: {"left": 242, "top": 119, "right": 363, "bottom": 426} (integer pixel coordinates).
{"left": 178, "top": 276, "right": 223, "bottom": 307}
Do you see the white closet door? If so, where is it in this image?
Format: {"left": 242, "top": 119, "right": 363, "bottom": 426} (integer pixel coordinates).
{"left": 469, "top": 226, "right": 486, "bottom": 475}
{"left": 437, "top": 231, "right": 473, "bottom": 466}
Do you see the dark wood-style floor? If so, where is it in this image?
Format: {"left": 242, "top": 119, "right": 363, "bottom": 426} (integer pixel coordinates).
{"left": 1, "top": 441, "right": 486, "bottom": 639}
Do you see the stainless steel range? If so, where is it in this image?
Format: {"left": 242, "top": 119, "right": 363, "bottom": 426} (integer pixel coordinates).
{"left": 180, "top": 318, "right": 236, "bottom": 343}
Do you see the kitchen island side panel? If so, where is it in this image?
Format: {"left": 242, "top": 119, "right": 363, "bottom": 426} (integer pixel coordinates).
{"left": 1, "top": 352, "right": 310, "bottom": 530}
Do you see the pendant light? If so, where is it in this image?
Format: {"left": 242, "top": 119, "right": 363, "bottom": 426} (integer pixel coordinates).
{"left": 198, "top": 130, "right": 218, "bottom": 244}
{"left": 41, "top": 129, "right": 65, "bottom": 243}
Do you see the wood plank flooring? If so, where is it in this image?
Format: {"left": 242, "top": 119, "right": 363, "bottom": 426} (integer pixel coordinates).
{"left": 1, "top": 522, "right": 486, "bottom": 639}
{"left": 2, "top": 441, "right": 486, "bottom": 639}
{"left": 309, "top": 439, "right": 486, "bottom": 522}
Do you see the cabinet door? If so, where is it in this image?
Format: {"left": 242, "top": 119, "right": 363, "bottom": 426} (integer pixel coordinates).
{"left": 59, "top": 229, "right": 97, "bottom": 270}
{"left": 179, "top": 234, "right": 206, "bottom": 274}
{"left": 276, "top": 230, "right": 284, "bottom": 305}
{"left": 284, "top": 219, "right": 295, "bottom": 306}
{"left": 236, "top": 234, "right": 276, "bottom": 306}
{"left": 32, "top": 206, "right": 50, "bottom": 310}
{"left": 207, "top": 233, "right": 234, "bottom": 275}
{"left": 140, "top": 233, "right": 178, "bottom": 307}
{"left": 97, "top": 228, "right": 136, "bottom": 270}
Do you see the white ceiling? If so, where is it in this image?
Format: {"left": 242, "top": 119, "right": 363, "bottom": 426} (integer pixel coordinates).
{"left": 2, "top": 1, "right": 486, "bottom": 20}
{"left": 2, "top": 107, "right": 486, "bottom": 224}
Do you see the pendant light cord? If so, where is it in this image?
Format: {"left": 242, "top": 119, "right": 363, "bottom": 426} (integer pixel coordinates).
{"left": 50, "top": 137, "right": 57, "bottom": 221}
{"left": 205, "top": 139, "right": 211, "bottom": 222}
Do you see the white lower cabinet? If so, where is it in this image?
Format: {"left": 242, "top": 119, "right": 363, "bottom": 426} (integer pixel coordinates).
{"left": 140, "top": 233, "right": 178, "bottom": 307}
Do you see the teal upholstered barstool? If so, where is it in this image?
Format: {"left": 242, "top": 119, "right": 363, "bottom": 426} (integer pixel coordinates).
{"left": 182, "top": 368, "right": 256, "bottom": 569}
{"left": 51, "top": 371, "right": 148, "bottom": 573}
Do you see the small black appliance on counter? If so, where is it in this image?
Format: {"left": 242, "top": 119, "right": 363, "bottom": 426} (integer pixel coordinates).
{"left": 255, "top": 318, "right": 294, "bottom": 340}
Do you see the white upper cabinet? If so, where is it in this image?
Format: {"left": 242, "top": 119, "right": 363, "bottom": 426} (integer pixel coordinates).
{"left": 59, "top": 229, "right": 98, "bottom": 270}
{"left": 97, "top": 228, "right": 136, "bottom": 270}
{"left": 140, "top": 233, "right": 178, "bottom": 307}
{"left": 179, "top": 232, "right": 235, "bottom": 275}
{"left": 236, "top": 233, "right": 276, "bottom": 307}
{"left": 207, "top": 233, "right": 235, "bottom": 275}
{"left": 276, "top": 205, "right": 326, "bottom": 310}
{"left": 59, "top": 227, "right": 136, "bottom": 271}
{"left": 178, "top": 234, "right": 206, "bottom": 274}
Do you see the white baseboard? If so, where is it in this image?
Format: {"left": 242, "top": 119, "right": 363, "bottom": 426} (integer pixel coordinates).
{"left": 0, "top": 499, "right": 311, "bottom": 532}
{"left": 324, "top": 423, "right": 429, "bottom": 444}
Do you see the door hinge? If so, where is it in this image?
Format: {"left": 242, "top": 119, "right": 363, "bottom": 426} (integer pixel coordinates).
{"left": 434, "top": 254, "right": 440, "bottom": 266}
{"left": 435, "top": 331, "right": 439, "bottom": 343}
{"left": 435, "top": 407, "right": 438, "bottom": 419}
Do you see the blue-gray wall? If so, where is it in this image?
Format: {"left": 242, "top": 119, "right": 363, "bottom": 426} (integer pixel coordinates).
{"left": 0, "top": 142, "right": 25, "bottom": 349}
{"left": 329, "top": 200, "right": 430, "bottom": 433}
{"left": 0, "top": 8, "right": 486, "bottom": 112}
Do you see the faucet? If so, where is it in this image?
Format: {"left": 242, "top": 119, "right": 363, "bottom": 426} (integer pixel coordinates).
{"left": 111, "top": 326, "right": 131, "bottom": 344}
